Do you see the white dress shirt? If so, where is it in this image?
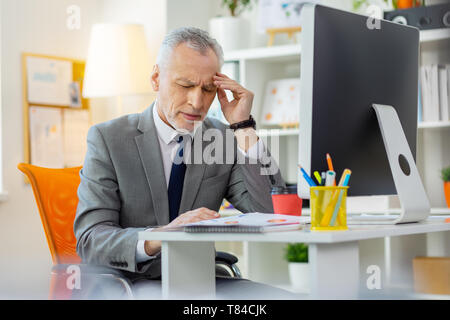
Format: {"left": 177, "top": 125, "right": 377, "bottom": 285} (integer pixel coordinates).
{"left": 136, "top": 101, "right": 265, "bottom": 263}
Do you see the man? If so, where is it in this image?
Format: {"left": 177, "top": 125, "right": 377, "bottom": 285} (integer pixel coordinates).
{"left": 74, "top": 27, "right": 293, "bottom": 299}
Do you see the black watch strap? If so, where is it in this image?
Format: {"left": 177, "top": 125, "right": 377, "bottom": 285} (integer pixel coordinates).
{"left": 229, "top": 115, "right": 256, "bottom": 131}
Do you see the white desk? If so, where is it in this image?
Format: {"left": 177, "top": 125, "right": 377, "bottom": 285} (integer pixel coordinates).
{"left": 139, "top": 220, "right": 450, "bottom": 299}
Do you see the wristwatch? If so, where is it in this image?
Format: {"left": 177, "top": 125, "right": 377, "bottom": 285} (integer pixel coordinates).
{"left": 229, "top": 115, "right": 256, "bottom": 131}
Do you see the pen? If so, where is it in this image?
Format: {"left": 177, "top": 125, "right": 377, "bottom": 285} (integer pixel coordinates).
{"left": 320, "top": 172, "right": 326, "bottom": 186}
{"left": 338, "top": 169, "right": 352, "bottom": 186}
{"left": 342, "top": 172, "right": 351, "bottom": 186}
{"left": 298, "top": 165, "right": 317, "bottom": 187}
{"left": 313, "top": 171, "right": 322, "bottom": 185}
{"left": 325, "top": 171, "right": 336, "bottom": 186}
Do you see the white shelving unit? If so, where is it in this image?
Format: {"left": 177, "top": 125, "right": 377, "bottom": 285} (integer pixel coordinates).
{"left": 417, "top": 28, "right": 450, "bottom": 209}
{"left": 219, "top": 26, "right": 450, "bottom": 285}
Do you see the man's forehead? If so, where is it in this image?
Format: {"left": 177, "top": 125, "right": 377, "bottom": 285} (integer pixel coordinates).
{"left": 175, "top": 76, "right": 215, "bottom": 86}
{"left": 167, "top": 43, "right": 219, "bottom": 75}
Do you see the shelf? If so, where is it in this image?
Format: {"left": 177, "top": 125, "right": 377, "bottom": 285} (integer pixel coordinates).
{"left": 254, "top": 122, "right": 450, "bottom": 135}
{"left": 418, "top": 121, "right": 450, "bottom": 129}
{"left": 430, "top": 208, "right": 450, "bottom": 215}
{"left": 420, "top": 28, "right": 450, "bottom": 43}
{"left": 224, "top": 44, "right": 301, "bottom": 63}
{"left": 222, "top": 29, "right": 448, "bottom": 63}
{"left": 408, "top": 292, "right": 450, "bottom": 300}
{"left": 222, "top": 30, "right": 447, "bottom": 62}
{"left": 256, "top": 128, "right": 299, "bottom": 137}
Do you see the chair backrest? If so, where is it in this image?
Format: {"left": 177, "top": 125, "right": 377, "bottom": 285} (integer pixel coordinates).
{"left": 17, "top": 163, "right": 82, "bottom": 264}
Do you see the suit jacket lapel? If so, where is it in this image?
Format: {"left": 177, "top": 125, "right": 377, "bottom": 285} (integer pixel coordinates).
{"left": 135, "top": 102, "right": 170, "bottom": 226}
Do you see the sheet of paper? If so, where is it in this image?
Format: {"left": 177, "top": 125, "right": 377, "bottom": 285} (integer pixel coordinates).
{"left": 63, "top": 109, "right": 90, "bottom": 167}
{"left": 29, "top": 106, "right": 64, "bottom": 168}
{"left": 27, "top": 56, "right": 73, "bottom": 106}
{"left": 184, "top": 212, "right": 306, "bottom": 227}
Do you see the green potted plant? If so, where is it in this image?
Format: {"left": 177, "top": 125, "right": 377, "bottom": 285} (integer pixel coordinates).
{"left": 442, "top": 166, "right": 450, "bottom": 208}
{"left": 284, "top": 243, "right": 309, "bottom": 292}
{"left": 209, "top": 0, "right": 254, "bottom": 52}
{"left": 222, "top": 0, "right": 252, "bottom": 17}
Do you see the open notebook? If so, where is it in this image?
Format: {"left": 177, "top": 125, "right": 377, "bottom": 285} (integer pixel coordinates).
{"left": 181, "top": 213, "right": 305, "bottom": 233}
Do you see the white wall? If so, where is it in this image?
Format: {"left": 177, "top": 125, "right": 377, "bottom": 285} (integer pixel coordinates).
{"left": 166, "top": 0, "right": 216, "bottom": 32}
{"left": 0, "top": 0, "right": 167, "bottom": 298}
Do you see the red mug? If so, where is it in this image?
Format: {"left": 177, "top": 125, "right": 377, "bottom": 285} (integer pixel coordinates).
{"left": 271, "top": 186, "right": 303, "bottom": 216}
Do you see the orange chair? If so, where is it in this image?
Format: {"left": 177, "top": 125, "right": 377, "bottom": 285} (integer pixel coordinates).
{"left": 18, "top": 163, "right": 241, "bottom": 299}
{"left": 18, "top": 163, "right": 134, "bottom": 299}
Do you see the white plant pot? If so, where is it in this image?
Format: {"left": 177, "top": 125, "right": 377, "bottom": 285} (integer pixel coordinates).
{"left": 288, "top": 262, "right": 310, "bottom": 293}
{"left": 209, "top": 16, "right": 249, "bottom": 52}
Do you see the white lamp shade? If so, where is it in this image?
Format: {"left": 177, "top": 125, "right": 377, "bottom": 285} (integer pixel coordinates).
{"left": 83, "top": 24, "right": 152, "bottom": 98}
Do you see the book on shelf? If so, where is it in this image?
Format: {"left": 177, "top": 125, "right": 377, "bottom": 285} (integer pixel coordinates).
{"left": 439, "top": 65, "right": 449, "bottom": 121}
{"left": 420, "top": 64, "right": 450, "bottom": 123}
{"left": 170, "top": 212, "right": 307, "bottom": 233}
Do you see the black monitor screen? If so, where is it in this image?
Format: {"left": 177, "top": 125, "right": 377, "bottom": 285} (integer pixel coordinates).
{"left": 310, "top": 6, "right": 419, "bottom": 196}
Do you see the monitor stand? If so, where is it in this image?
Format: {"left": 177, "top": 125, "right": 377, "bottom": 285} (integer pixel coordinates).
{"left": 352, "top": 104, "right": 430, "bottom": 224}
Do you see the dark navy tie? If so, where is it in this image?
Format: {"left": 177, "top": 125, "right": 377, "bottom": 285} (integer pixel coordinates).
{"left": 168, "top": 136, "right": 186, "bottom": 222}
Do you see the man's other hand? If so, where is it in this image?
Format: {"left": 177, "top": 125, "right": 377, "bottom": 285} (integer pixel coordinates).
{"left": 143, "top": 207, "right": 219, "bottom": 256}
{"left": 165, "top": 207, "right": 220, "bottom": 229}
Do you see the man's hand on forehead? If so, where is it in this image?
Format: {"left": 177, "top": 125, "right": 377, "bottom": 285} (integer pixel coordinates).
{"left": 213, "top": 71, "right": 254, "bottom": 123}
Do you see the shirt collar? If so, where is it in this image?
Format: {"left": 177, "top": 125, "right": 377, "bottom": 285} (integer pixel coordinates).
{"left": 153, "top": 100, "right": 180, "bottom": 145}
{"left": 152, "top": 100, "right": 200, "bottom": 144}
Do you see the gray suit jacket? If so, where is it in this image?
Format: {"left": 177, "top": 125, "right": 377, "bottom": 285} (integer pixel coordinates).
{"left": 74, "top": 102, "right": 284, "bottom": 281}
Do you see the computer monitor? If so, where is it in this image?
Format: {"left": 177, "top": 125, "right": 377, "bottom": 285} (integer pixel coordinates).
{"left": 298, "top": 4, "right": 430, "bottom": 223}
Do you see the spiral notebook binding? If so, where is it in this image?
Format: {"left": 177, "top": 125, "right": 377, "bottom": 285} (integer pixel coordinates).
{"left": 184, "top": 226, "right": 263, "bottom": 233}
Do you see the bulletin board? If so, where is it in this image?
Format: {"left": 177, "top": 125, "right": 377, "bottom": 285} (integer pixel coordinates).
{"left": 22, "top": 53, "right": 91, "bottom": 169}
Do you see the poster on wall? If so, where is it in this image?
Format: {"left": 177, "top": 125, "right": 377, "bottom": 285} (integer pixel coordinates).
{"left": 63, "top": 109, "right": 90, "bottom": 167}
{"left": 260, "top": 78, "right": 300, "bottom": 127}
{"left": 26, "top": 56, "right": 73, "bottom": 106}
{"left": 29, "top": 106, "right": 64, "bottom": 168}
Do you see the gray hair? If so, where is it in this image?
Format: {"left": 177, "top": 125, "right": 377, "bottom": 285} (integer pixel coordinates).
{"left": 156, "top": 27, "right": 224, "bottom": 71}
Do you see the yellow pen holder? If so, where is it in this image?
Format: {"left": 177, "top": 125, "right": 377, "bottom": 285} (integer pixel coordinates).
{"left": 310, "top": 186, "right": 349, "bottom": 231}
